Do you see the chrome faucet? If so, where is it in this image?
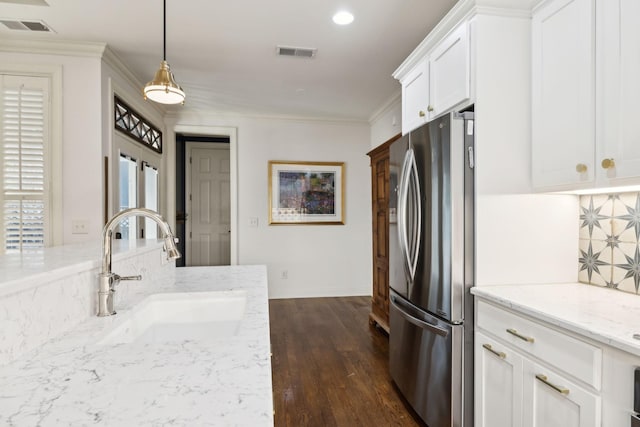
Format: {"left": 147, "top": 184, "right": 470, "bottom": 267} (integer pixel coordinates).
{"left": 97, "top": 208, "right": 181, "bottom": 317}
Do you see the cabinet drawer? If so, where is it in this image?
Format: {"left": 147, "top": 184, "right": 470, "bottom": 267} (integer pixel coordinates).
{"left": 477, "top": 300, "right": 602, "bottom": 389}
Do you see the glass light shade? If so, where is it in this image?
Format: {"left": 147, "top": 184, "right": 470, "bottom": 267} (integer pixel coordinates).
{"left": 143, "top": 60, "right": 185, "bottom": 105}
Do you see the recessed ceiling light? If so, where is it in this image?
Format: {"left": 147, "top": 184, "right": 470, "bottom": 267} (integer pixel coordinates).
{"left": 332, "top": 11, "right": 354, "bottom": 25}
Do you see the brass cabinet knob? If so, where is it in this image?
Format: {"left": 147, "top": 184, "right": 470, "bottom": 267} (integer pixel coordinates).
{"left": 575, "top": 163, "right": 587, "bottom": 173}
{"left": 427, "top": 105, "right": 434, "bottom": 112}
{"left": 419, "top": 110, "right": 426, "bottom": 117}
{"left": 601, "top": 158, "right": 615, "bottom": 169}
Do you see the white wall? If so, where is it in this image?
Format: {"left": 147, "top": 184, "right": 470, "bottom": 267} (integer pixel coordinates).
{"left": 473, "top": 14, "right": 579, "bottom": 286}
{"left": 476, "top": 194, "right": 579, "bottom": 285}
{"left": 166, "top": 112, "right": 373, "bottom": 298}
{"left": 369, "top": 94, "right": 402, "bottom": 149}
{"left": 0, "top": 49, "right": 103, "bottom": 245}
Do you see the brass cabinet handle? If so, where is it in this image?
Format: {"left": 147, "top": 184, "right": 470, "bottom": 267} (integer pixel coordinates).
{"left": 536, "top": 374, "right": 570, "bottom": 395}
{"left": 506, "top": 328, "right": 535, "bottom": 343}
{"left": 419, "top": 110, "right": 426, "bottom": 117}
{"left": 575, "top": 163, "right": 587, "bottom": 173}
{"left": 427, "top": 105, "right": 434, "bottom": 112}
{"left": 601, "top": 158, "right": 615, "bottom": 169}
{"left": 482, "top": 343, "right": 506, "bottom": 359}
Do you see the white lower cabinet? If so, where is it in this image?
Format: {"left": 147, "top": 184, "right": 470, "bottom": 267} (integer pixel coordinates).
{"left": 475, "top": 332, "right": 524, "bottom": 427}
{"left": 475, "top": 301, "right": 602, "bottom": 427}
{"left": 525, "top": 362, "right": 600, "bottom": 427}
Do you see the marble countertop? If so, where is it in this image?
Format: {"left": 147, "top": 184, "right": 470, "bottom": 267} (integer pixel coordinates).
{"left": 471, "top": 283, "right": 640, "bottom": 357}
{"left": 0, "top": 265, "right": 274, "bottom": 426}
{"left": 0, "top": 240, "right": 164, "bottom": 297}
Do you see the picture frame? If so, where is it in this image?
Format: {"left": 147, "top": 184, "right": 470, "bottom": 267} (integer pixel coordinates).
{"left": 268, "top": 161, "right": 345, "bottom": 225}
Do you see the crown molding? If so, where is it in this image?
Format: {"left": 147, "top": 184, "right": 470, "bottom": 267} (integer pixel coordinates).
{"left": 100, "top": 45, "right": 167, "bottom": 117}
{"left": 0, "top": 37, "right": 107, "bottom": 57}
{"left": 0, "top": 37, "right": 147, "bottom": 98}
{"left": 164, "top": 108, "right": 369, "bottom": 127}
{"left": 392, "top": 0, "right": 538, "bottom": 82}
{"left": 368, "top": 91, "right": 401, "bottom": 125}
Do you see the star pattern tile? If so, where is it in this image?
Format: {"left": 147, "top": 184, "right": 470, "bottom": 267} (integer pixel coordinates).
{"left": 604, "top": 234, "right": 621, "bottom": 249}
{"left": 615, "top": 245, "right": 640, "bottom": 292}
{"left": 580, "top": 196, "right": 608, "bottom": 237}
{"left": 616, "top": 194, "right": 640, "bottom": 240}
{"left": 579, "top": 192, "right": 640, "bottom": 295}
{"left": 578, "top": 241, "right": 608, "bottom": 283}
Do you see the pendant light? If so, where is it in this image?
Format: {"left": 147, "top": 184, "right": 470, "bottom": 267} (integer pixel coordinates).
{"left": 143, "top": 0, "right": 185, "bottom": 105}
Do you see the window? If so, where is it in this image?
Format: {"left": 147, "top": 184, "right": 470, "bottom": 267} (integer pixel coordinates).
{"left": 118, "top": 153, "right": 138, "bottom": 240}
{"left": 1, "top": 75, "right": 50, "bottom": 253}
{"left": 142, "top": 161, "right": 159, "bottom": 239}
{"left": 112, "top": 96, "right": 162, "bottom": 241}
{"left": 114, "top": 96, "right": 162, "bottom": 153}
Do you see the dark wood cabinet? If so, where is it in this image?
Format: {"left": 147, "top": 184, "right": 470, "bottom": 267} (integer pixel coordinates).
{"left": 367, "top": 134, "right": 400, "bottom": 333}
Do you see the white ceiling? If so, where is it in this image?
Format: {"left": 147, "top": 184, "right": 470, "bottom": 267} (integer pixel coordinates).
{"left": 0, "top": 0, "right": 458, "bottom": 121}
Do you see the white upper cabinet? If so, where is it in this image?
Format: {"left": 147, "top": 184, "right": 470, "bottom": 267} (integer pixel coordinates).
{"left": 597, "top": 0, "right": 640, "bottom": 184}
{"left": 429, "top": 22, "right": 471, "bottom": 119}
{"left": 401, "top": 58, "right": 429, "bottom": 134}
{"left": 532, "top": 0, "right": 595, "bottom": 189}
{"left": 398, "top": 20, "right": 472, "bottom": 134}
{"left": 532, "top": 0, "right": 640, "bottom": 190}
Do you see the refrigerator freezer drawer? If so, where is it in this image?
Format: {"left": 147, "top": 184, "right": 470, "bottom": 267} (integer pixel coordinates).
{"left": 389, "top": 293, "right": 464, "bottom": 427}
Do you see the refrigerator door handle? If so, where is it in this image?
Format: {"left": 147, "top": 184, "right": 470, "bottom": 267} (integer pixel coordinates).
{"left": 407, "top": 149, "right": 422, "bottom": 280}
{"left": 390, "top": 295, "right": 449, "bottom": 337}
{"left": 398, "top": 149, "right": 413, "bottom": 277}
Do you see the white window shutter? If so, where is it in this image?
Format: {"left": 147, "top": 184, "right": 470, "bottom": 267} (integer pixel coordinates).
{"left": 1, "top": 75, "right": 49, "bottom": 253}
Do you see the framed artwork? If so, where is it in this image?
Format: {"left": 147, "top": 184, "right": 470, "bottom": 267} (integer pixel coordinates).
{"left": 268, "top": 161, "right": 344, "bottom": 225}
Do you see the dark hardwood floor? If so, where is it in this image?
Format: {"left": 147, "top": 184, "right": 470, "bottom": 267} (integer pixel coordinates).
{"left": 269, "top": 296, "right": 426, "bottom": 427}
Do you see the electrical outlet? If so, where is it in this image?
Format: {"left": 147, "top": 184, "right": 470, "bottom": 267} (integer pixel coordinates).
{"left": 71, "top": 220, "right": 89, "bottom": 234}
{"left": 281, "top": 270, "right": 288, "bottom": 279}
{"left": 249, "top": 217, "right": 259, "bottom": 227}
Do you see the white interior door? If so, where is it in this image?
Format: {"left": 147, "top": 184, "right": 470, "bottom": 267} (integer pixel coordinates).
{"left": 187, "top": 142, "right": 230, "bottom": 266}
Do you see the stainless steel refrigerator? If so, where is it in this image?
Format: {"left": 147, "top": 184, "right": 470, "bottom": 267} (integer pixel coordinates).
{"left": 388, "top": 111, "right": 475, "bottom": 427}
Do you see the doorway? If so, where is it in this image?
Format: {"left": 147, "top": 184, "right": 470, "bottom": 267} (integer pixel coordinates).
{"left": 175, "top": 134, "right": 231, "bottom": 266}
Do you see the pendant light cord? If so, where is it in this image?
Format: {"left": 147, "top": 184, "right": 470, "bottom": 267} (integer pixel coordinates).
{"left": 163, "top": 0, "right": 166, "bottom": 61}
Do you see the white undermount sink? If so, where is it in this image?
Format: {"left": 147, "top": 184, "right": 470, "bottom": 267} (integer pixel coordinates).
{"left": 98, "top": 290, "right": 247, "bottom": 345}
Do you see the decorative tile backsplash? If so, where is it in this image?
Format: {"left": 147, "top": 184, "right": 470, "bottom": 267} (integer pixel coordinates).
{"left": 579, "top": 192, "right": 640, "bottom": 294}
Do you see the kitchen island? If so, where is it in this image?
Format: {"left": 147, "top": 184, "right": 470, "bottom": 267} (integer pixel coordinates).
{"left": 0, "top": 265, "right": 273, "bottom": 426}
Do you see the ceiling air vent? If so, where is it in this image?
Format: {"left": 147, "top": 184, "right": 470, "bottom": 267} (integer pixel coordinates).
{"left": 276, "top": 45, "right": 317, "bottom": 58}
{"left": 0, "top": 19, "right": 54, "bottom": 32}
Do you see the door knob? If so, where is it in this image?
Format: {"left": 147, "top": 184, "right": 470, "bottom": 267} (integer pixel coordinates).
{"left": 427, "top": 105, "right": 434, "bottom": 112}
{"left": 601, "top": 158, "right": 615, "bottom": 169}
{"left": 419, "top": 110, "right": 426, "bottom": 117}
{"left": 575, "top": 163, "right": 587, "bottom": 173}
